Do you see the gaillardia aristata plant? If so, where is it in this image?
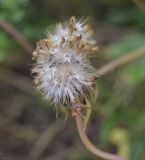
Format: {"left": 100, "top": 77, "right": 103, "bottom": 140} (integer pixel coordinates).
{"left": 32, "top": 17, "right": 124, "bottom": 160}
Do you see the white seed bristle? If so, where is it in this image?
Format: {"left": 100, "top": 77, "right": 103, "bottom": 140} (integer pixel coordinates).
{"left": 32, "top": 16, "right": 98, "bottom": 106}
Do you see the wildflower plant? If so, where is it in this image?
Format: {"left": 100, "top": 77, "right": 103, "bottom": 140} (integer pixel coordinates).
{"left": 32, "top": 17, "right": 125, "bottom": 160}
{"left": 32, "top": 17, "right": 98, "bottom": 113}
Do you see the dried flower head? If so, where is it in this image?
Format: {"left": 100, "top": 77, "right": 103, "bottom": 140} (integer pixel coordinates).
{"left": 32, "top": 17, "right": 98, "bottom": 108}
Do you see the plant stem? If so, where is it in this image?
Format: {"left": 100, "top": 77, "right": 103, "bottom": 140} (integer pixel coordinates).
{"left": 96, "top": 46, "right": 145, "bottom": 78}
{"left": 83, "top": 98, "right": 93, "bottom": 132}
{"left": 75, "top": 113, "right": 125, "bottom": 160}
{"left": 83, "top": 108, "right": 92, "bottom": 132}
{"left": 0, "top": 19, "right": 33, "bottom": 54}
{"left": 132, "top": 0, "right": 145, "bottom": 13}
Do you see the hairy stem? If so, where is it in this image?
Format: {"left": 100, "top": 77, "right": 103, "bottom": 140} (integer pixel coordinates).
{"left": 75, "top": 113, "right": 125, "bottom": 160}
{"left": 96, "top": 46, "right": 145, "bottom": 78}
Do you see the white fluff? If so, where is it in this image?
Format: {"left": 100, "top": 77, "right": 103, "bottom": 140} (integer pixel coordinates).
{"left": 35, "top": 45, "right": 93, "bottom": 104}
{"left": 32, "top": 17, "right": 97, "bottom": 106}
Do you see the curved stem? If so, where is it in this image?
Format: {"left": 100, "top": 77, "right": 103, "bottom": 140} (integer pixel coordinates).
{"left": 83, "top": 98, "right": 92, "bottom": 132}
{"left": 83, "top": 108, "right": 92, "bottom": 132}
{"left": 75, "top": 113, "right": 125, "bottom": 160}
{"left": 96, "top": 46, "right": 145, "bottom": 78}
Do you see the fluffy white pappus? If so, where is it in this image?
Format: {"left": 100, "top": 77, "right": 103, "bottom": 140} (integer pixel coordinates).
{"left": 36, "top": 44, "right": 84, "bottom": 65}
{"left": 32, "top": 17, "right": 98, "bottom": 106}
{"left": 36, "top": 62, "right": 93, "bottom": 105}
{"left": 48, "top": 23, "right": 68, "bottom": 43}
{"left": 72, "top": 18, "right": 93, "bottom": 39}
{"left": 34, "top": 44, "right": 94, "bottom": 105}
{"left": 47, "top": 17, "right": 95, "bottom": 46}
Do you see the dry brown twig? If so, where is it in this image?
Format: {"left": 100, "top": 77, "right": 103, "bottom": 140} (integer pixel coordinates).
{"left": 29, "top": 121, "right": 67, "bottom": 160}
{"left": 45, "top": 144, "right": 81, "bottom": 160}
{"left": 132, "top": 0, "right": 145, "bottom": 13}
{"left": 0, "top": 19, "right": 33, "bottom": 54}
{"left": 95, "top": 46, "right": 145, "bottom": 78}
{"left": 0, "top": 67, "right": 33, "bottom": 95}
{"left": 0, "top": 115, "right": 40, "bottom": 142}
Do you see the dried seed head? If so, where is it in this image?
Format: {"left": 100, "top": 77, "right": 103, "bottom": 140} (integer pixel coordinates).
{"left": 32, "top": 17, "right": 98, "bottom": 106}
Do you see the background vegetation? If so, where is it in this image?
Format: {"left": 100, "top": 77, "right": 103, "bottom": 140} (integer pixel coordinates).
{"left": 0, "top": 0, "right": 145, "bottom": 160}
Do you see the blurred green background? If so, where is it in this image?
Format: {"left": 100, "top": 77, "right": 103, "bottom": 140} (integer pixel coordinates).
{"left": 0, "top": 0, "right": 145, "bottom": 160}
